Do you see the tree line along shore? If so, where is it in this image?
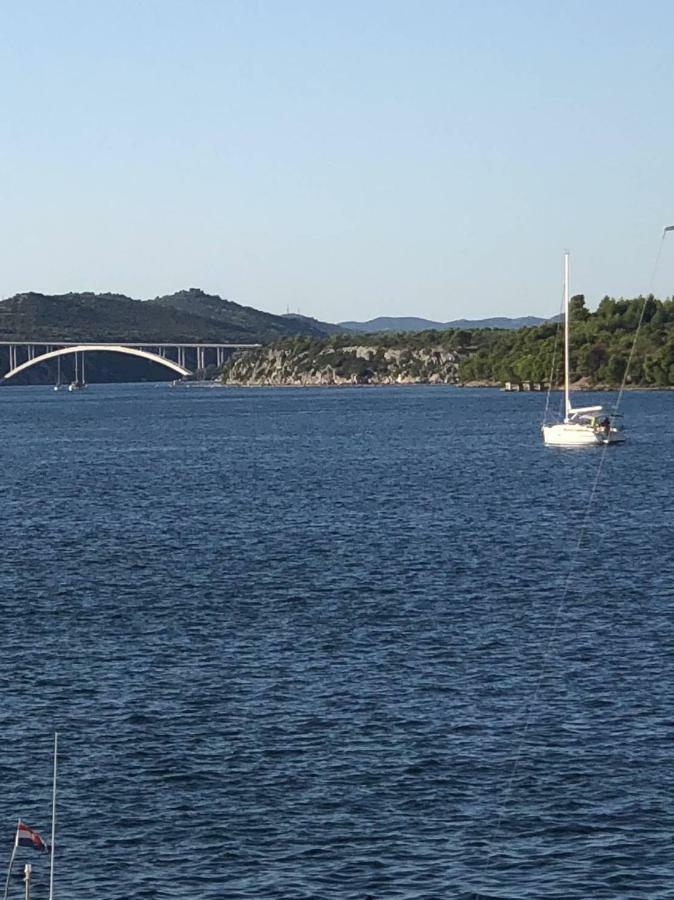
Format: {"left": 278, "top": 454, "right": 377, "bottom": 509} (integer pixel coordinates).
{"left": 219, "top": 295, "right": 674, "bottom": 389}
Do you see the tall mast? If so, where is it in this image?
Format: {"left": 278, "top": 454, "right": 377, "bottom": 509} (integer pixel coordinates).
{"left": 564, "top": 251, "right": 571, "bottom": 420}
{"left": 48, "top": 733, "right": 58, "bottom": 900}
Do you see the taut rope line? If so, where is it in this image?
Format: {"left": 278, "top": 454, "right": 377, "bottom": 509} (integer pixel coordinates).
{"left": 613, "top": 229, "right": 668, "bottom": 413}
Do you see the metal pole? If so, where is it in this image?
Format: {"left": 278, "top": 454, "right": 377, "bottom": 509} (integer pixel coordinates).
{"left": 2, "top": 822, "right": 19, "bottom": 900}
{"left": 563, "top": 251, "right": 570, "bottom": 421}
{"left": 24, "top": 864, "right": 31, "bottom": 900}
{"left": 48, "top": 733, "right": 57, "bottom": 900}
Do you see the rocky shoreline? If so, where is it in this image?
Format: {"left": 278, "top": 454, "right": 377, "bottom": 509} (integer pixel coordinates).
{"left": 216, "top": 371, "right": 668, "bottom": 391}
{"left": 220, "top": 344, "right": 460, "bottom": 387}
{"left": 216, "top": 341, "right": 672, "bottom": 391}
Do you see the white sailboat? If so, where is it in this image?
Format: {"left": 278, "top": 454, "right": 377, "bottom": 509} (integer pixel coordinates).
{"left": 68, "top": 352, "right": 87, "bottom": 391}
{"left": 542, "top": 252, "right": 625, "bottom": 447}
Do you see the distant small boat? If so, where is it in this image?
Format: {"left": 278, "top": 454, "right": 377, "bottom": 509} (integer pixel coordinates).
{"left": 542, "top": 252, "right": 625, "bottom": 447}
{"left": 68, "top": 353, "right": 87, "bottom": 392}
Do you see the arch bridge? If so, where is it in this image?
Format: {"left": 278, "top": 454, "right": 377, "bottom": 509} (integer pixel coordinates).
{"left": 0, "top": 341, "right": 261, "bottom": 384}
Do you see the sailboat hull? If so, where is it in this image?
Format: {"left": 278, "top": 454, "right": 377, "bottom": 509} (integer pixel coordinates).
{"left": 542, "top": 423, "right": 601, "bottom": 446}
{"left": 542, "top": 423, "right": 625, "bottom": 446}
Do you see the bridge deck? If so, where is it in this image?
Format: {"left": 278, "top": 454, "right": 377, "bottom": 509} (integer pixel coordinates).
{"left": 0, "top": 341, "right": 261, "bottom": 348}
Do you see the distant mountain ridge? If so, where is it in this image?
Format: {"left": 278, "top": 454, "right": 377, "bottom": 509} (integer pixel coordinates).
{"left": 0, "top": 287, "right": 553, "bottom": 347}
{"left": 338, "top": 314, "right": 549, "bottom": 332}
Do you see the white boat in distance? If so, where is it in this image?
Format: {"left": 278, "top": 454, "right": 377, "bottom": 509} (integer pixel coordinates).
{"left": 542, "top": 252, "right": 625, "bottom": 447}
{"left": 67, "top": 352, "right": 87, "bottom": 392}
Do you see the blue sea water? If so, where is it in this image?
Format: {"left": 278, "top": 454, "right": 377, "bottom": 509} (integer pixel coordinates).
{"left": 0, "top": 384, "right": 672, "bottom": 899}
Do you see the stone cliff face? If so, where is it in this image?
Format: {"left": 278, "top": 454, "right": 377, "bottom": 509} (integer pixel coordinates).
{"left": 221, "top": 344, "right": 459, "bottom": 386}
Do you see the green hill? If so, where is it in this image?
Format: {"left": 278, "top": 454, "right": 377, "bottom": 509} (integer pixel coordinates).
{"left": 0, "top": 288, "right": 335, "bottom": 344}
{"left": 0, "top": 287, "right": 339, "bottom": 383}
{"left": 148, "top": 288, "right": 335, "bottom": 341}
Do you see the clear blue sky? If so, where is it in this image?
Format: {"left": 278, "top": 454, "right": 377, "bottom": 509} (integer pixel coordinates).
{"left": 1, "top": 1, "right": 673, "bottom": 322}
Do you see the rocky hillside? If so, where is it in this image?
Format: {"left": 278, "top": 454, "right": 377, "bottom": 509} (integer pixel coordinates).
{"left": 221, "top": 338, "right": 459, "bottom": 386}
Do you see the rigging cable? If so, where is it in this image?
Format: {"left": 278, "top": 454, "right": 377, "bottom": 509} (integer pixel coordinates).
{"left": 474, "top": 226, "right": 672, "bottom": 900}
{"left": 613, "top": 227, "right": 671, "bottom": 413}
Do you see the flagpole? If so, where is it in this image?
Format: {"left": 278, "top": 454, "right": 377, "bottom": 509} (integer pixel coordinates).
{"left": 23, "top": 864, "right": 31, "bottom": 900}
{"left": 48, "top": 734, "right": 58, "bottom": 900}
{"left": 3, "top": 821, "right": 19, "bottom": 900}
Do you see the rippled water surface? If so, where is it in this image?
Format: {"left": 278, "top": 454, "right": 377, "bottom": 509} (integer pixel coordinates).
{"left": 1, "top": 384, "right": 673, "bottom": 899}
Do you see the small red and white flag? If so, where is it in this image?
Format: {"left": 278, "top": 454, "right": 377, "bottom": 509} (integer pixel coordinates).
{"left": 3, "top": 822, "right": 49, "bottom": 900}
{"left": 14, "top": 821, "right": 48, "bottom": 853}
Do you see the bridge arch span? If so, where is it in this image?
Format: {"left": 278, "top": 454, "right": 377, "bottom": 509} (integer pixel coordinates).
{"left": 1, "top": 344, "right": 191, "bottom": 382}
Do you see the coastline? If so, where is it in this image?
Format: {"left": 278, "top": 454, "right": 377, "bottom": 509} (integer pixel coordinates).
{"left": 211, "top": 378, "right": 673, "bottom": 391}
